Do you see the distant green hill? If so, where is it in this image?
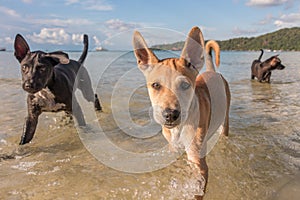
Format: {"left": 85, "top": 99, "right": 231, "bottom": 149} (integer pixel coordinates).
{"left": 151, "top": 27, "right": 300, "bottom": 51}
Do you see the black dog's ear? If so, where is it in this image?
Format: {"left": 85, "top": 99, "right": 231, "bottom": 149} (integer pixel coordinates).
{"left": 14, "top": 34, "right": 30, "bottom": 63}
{"left": 44, "top": 51, "right": 70, "bottom": 65}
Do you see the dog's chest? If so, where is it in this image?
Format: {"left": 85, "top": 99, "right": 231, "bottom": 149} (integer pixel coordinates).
{"left": 32, "top": 88, "right": 66, "bottom": 112}
{"left": 170, "top": 125, "right": 198, "bottom": 150}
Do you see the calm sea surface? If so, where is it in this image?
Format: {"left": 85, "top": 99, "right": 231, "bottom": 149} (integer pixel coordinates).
{"left": 0, "top": 50, "right": 299, "bottom": 199}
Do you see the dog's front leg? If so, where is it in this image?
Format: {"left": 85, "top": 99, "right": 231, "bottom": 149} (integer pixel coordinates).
{"left": 186, "top": 144, "right": 208, "bottom": 199}
{"left": 257, "top": 70, "right": 266, "bottom": 82}
{"left": 195, "top": 159, "right": 208, "bottom": 200}
{"left": 264, "top": 71, "right": 272, "bottom": 83}
{"left": 72, "top": 99, "right": 86, "bottom": 126}
{"left": 20, "top": 95, "right": 42, "bottom": 145}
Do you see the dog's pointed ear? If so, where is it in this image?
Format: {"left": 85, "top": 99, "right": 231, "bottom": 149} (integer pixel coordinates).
{"left": 180, "top": 26, "right": 204, "bottom": 71}
{"left": 132, "top": 31, "right": 159, "bottom": 72}
{"left": 44, "top": 51, "right": 70, "bottom": 65}
{"left": 14, "top": 34, "right": 30, "bottom": 63}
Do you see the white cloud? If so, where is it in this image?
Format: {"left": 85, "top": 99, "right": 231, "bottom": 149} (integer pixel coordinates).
{"left": 21, "top": 0, "right": 33, "bottom": 3}
{"left": 104, "top": 19, "right": 141, "bottom": 37}
{"left": 0, "top": 36, "right": 13, "bottom": 45}
{"left": 72, "top": 34, "right": 84, "bottom": 45}
{"left": 65, "top": 0, "right": 113, "bottom": 11}
{"left": 4, "top": 36, "right": 13, "bottom": 44}
{"left": 258, "top": 14, "right": 274, "bottom": 25}
{"left": 102, "top": 40, "right": 114, "bottom": 46}
{"left": 246, "top": 0, "right": 292, "bottom": 7}
{"left": 65, "top": 0, "right": 79, "bottom": 5}
{"left": 0, "top": 6, "right": 20, "bottom": 18}
{"left": 105, "top": 19, "right": 137, "bottom": 31}
{"left": 232, "top": 26, "right": 259, "bottom": 35}
{"left": 86, "top": 4, "right": 113, "bottom": 11}
{"left": 26, "top": 28, "right": 88, "bottom": 46}
{"left": 31, "top": 18, "right": 92, "bottom": 27}
{"left": 93, "top": 36, "right": 101, "bottom": 46}
{"left": 274, "top": 13, "right": 300, "bottom": 28}
{"left": 27, "top": 28, "right": 71, "bottom": 45}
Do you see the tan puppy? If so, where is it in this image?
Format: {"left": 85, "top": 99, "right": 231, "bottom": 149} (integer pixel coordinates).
{"left": 133, "top": 27, "right": 230, "bottom": 199}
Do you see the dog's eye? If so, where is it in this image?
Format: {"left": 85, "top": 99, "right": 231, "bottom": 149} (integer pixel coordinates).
{"left": 22, "top": 65, "right": 28, "bottom": 72}
{"left": 39, "top": 67, "right": 46, "bottom": 73}
{"left": 180, "top": 81, "right": 191, "bottom": 90}
{"left": 151, "top": 82, "right": 161, "bottom": 90}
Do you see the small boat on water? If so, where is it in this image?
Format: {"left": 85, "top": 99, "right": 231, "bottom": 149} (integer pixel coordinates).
{"left": 95, "top": 46, "right": 108, "bottom": 51}
{"left": 0, "top": 48, "right": 6, "bottom": 51}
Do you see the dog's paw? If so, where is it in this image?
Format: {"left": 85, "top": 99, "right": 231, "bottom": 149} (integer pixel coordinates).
{"left": 186, "top": 161, "right": 206, "bottom": 197}
{"left": 94, "top": 94, "right": 102, "bottom": 111}
{"left": 194, "top": 194, "right": 204, "bottom": 200}
{"left": 194, "top": 176, "right": 206, "bottom": 197}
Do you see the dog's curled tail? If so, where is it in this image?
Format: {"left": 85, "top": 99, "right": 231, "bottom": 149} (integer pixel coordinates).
{"left": 205, "top": 40, "right": 220, "bottom": 72}
{"left": 258, "top": 48, "right": 264, "bottom": 61}
{"left": 78, "top": 34, "right": 89, "bottom": 64}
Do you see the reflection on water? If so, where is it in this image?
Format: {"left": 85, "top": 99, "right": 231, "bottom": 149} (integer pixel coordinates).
{"left": 0, "top": 51, "right": 299, "bottom": 199}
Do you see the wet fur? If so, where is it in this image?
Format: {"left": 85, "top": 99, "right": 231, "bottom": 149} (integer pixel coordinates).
{"left": 133, "top": 27, "right": 230, "bottom": 199}
{"left": 14, "top": 34, "right": 102, "bottom": 145}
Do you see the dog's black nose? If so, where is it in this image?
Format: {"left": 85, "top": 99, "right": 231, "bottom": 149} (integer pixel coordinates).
{"left": 163, "top": 108, "right": 180, "bottom": 123}
{"left": 24, "top": 83, "right": 32, "bottom": 89}
{"left": 279, "top": 65, "right": 285, "bottom": 70}
{"left": 24, "top": 82, "right": 33, "bottom": 89}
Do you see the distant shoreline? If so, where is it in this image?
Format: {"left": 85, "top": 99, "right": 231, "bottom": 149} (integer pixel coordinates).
{"left": 151, "top": 27, "right": 300, "bottom": 52}
{"left": 1, "top": 49, "right": 300, "bottom": 53}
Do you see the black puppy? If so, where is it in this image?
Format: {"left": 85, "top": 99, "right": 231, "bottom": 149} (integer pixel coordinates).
{"left": 14, "top": 34, "right": 102, "bottom": 145}
{"left": 251, "top": 49, "right": 285, "bottom": 83}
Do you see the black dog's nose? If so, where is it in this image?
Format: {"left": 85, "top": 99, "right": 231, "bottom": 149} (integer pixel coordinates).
{"left": 24, "top": 82, "right": 33, "bottom": 89}
{"left": 24, "top": 83, "right": 33, "bottom": 89}
{"left": 163, "top": 108, "right": 180, "bottom": 123}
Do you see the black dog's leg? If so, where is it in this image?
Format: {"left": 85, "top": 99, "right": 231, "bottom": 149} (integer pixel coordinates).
{"left": 265, "top": 72, "right": 272, "bottom": 83}
{"left": 76, "top": 66, "right": 102, "bottom": 111}
{"left": 20, "top": 95, "right": 42, "bottom": 145}
{"left": 257, "top": 71, "right": 265, "bottom": 82}
{"left": 94, "top": 94, "right": 102, "bottom": 111}
{"left": 21, "top": 116, "right": 39, "bottom": 145}
{"left": 72, "top": 99, "right": 86, "bottom": 126}
{"left": 251, "top": 61, "right": 259, "bottom": 80}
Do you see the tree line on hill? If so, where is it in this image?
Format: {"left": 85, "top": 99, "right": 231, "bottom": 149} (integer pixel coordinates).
{"left": 151, "top": 27, "right": 300, "bottom": 51}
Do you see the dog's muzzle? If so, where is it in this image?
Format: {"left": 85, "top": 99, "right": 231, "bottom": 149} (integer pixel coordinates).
{"left": 162, "top": 108, "right": 180, "bottom": 128}
{"left": 23, "top": 82, "right": 42, "bottom": 94}
{"left": 278, "top": 64, "right": 285, "bottom": 70}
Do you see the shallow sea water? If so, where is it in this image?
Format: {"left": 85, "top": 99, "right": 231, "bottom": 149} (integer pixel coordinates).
{"left": 0, "top": 50, "right": 299, "bottom": 199}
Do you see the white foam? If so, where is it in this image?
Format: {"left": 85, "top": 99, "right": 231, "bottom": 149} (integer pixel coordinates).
{"left": 11, "top": 161, "right": 40, "bottom": 171}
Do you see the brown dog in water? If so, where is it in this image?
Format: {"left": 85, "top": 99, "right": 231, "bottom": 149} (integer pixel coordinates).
{"left": 251, "top": 49, "right": 285, "bottom": 83}
{"left": 133, "top": 27, "right": 230, "bottom": 199}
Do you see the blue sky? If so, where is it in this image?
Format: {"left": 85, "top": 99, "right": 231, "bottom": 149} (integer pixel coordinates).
{"left": 0, "top": 0, "right": 300, "bottom": 50}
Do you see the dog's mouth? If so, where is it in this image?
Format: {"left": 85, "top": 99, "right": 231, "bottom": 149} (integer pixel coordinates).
{"left": 23, "top": 82, "right": 44, "bottom": 94}
{"left": 163, "top": 122, "right": 180, "bottom": 129}
{"left": 278, "top": 65, "right": 285, "bottom": 70}
{"left": 23, "top": 86, "right": 43, "bottom": 94}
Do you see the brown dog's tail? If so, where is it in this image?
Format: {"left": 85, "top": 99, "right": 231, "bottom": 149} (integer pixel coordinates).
{"left": 258, "top": 48, "right": 264, "bottom": 61}
{"left": 205, "top": 40, "right": 220, "bottom": 72}
{"left": 78, "top": 34, "right": 88, "bottom": 64}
